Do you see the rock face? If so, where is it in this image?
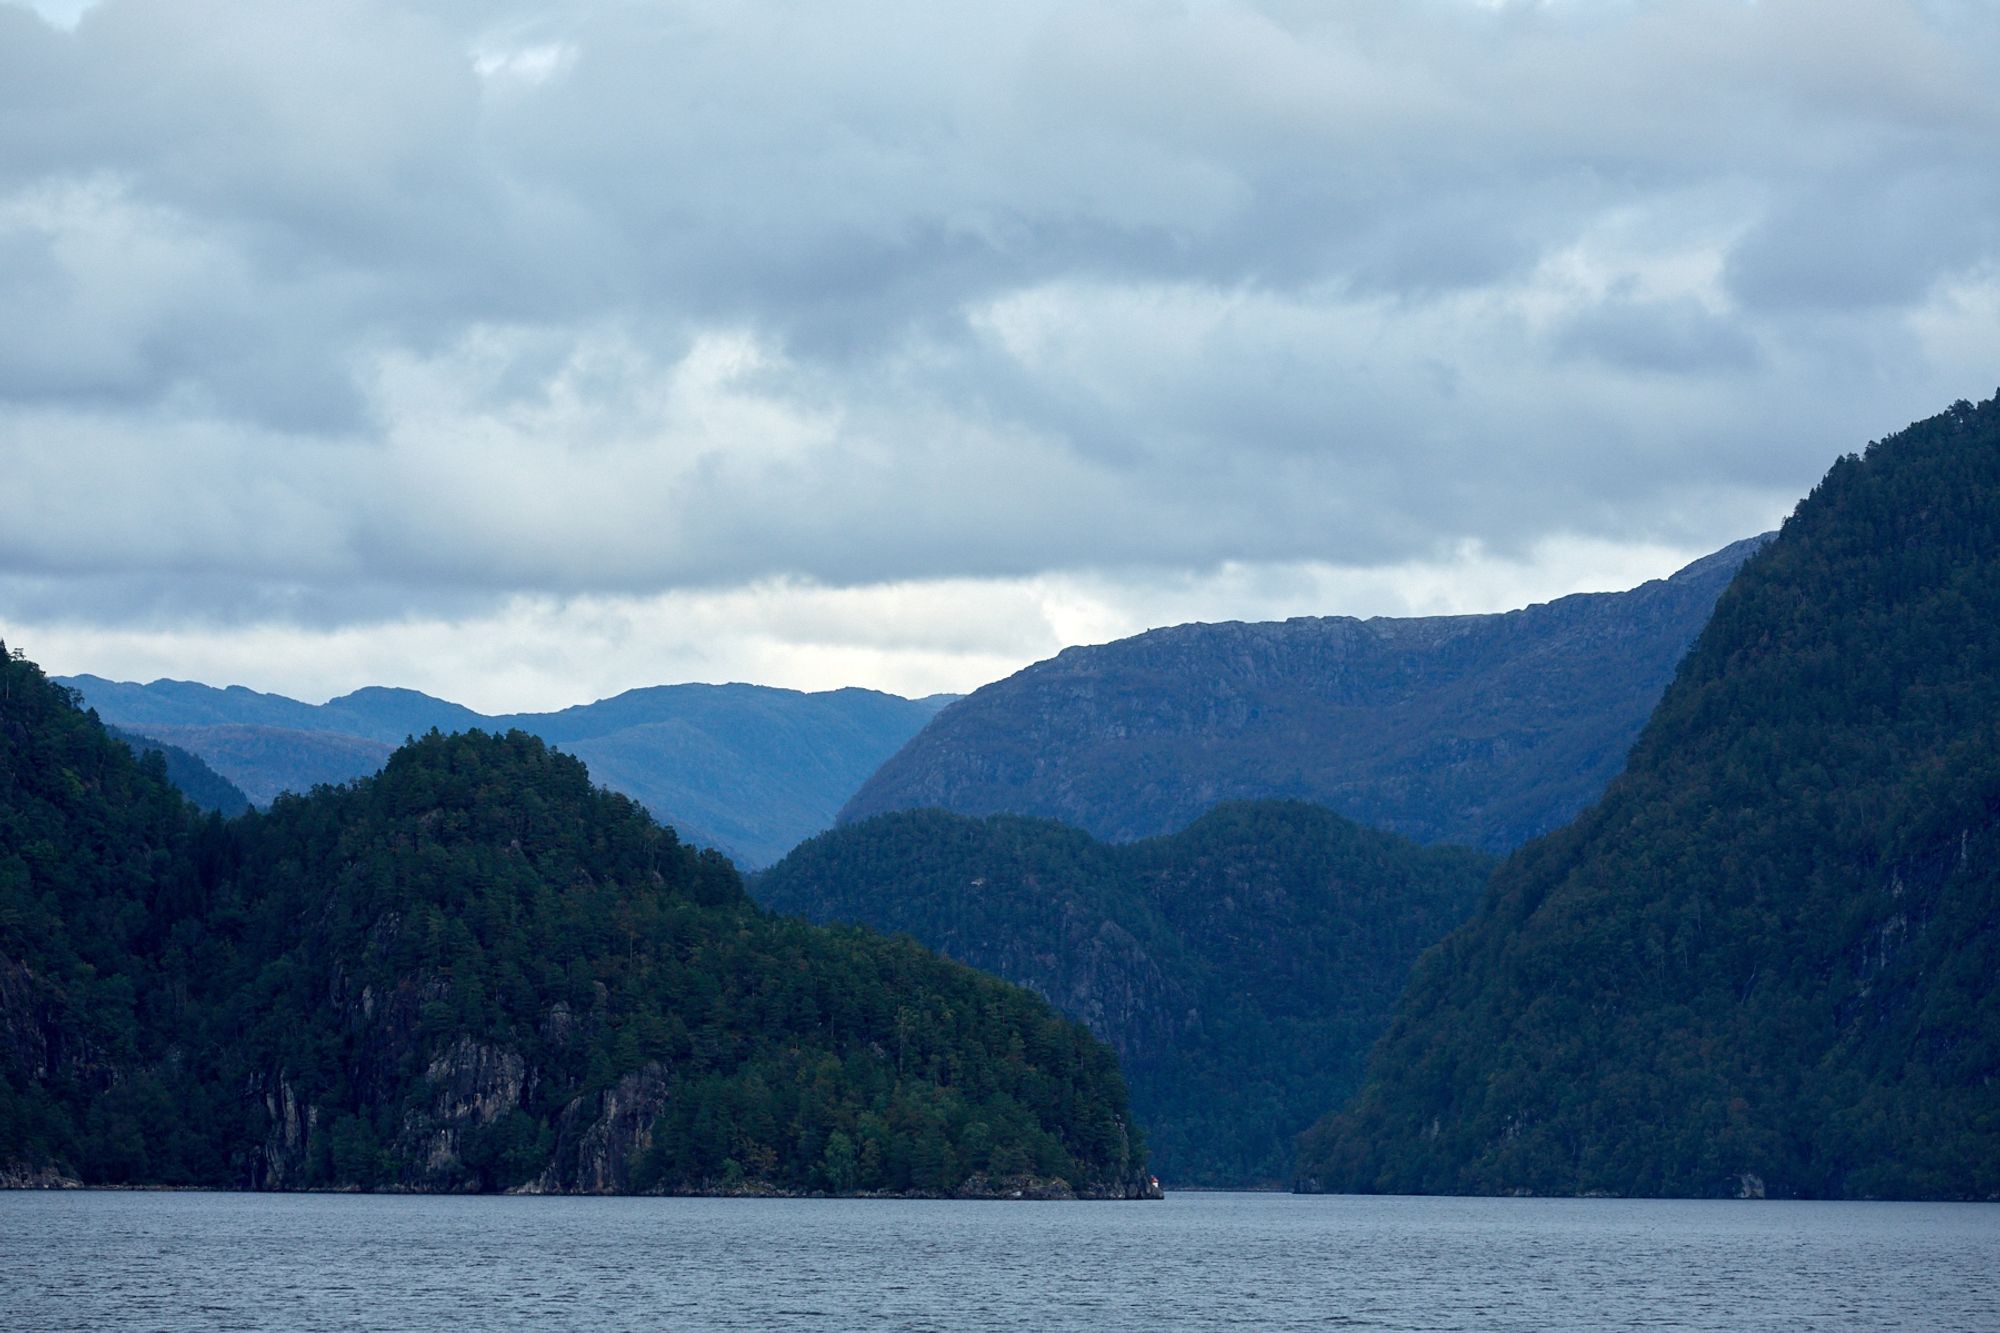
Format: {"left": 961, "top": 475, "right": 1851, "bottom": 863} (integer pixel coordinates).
{"left": 0, "top": 961, "right": 78, "bottom": 1094}
{"left": 538, "top": 1064, "right": 673, "bottom": 1194}
{"left": 842, "top": 537, "right": 1768, "bottom": 853}
{"left": 256, "top": 1030, "right": 669, "bottom": 1194}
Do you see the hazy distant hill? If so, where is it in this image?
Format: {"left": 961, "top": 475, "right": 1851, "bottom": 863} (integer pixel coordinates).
{"left": 842, "top": 537, "right": 1769, "bottom": 853}
{"left": 102, "top": 724, "right": 253, "bottom": 817}
{"left": 1297, "top": 393, "right": 2000, "bottom": 1200}
{"left": 114, "top": 724, "right": 394, "bottom": 807}
{"left": 61, "top": 677, "right": 953, "bottom": 867}
{"left": 757, "top": 802, "right": 1494, "bottom": 1185}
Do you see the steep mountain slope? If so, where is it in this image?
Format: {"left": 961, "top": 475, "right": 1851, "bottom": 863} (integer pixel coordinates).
{"left": 2, "top": 647, "right": 1146, "bottom": 1196}
{"left": 60, "top": 677, "right": 952, "bottom": 868}
{"left": 1297, "top": 393, "right": 2000, "bottom": 1201}
{"left": 0, "top": 658, "right": 213, "bottom": 1187}
{"left": 756, "top": 803, "right": 1493, "bottom": 1184}
{"left": 104, "top": 725, "right": 252, "bottom": 816}
{"left": 842, "top": 537, "right": 1768, "bottom": 853}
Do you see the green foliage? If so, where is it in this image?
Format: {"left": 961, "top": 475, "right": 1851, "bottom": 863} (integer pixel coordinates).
{"left": 0, "top": 648, "right": 206, "bottom": 1178}
{"left": 755, "top": 801, "right": 1494, "bottom": 1185}
{"left": 1298, "top": 391, "right": 2000, "bottom": 1200}
{"left": 1, "top": 668, "right": 1142, "bottom": 1195}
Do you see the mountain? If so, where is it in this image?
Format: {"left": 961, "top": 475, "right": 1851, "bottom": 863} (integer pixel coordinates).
{"left": 103, "top": 725, "right": 252, "bottom": 817}
{"left": 1, "top": 645, "right": 1147, "bottom": 1197}
{"left": 115, "top": 724, "right": 393, "bottom": 806}
{"left": 756, "top": 802, "right": 1494, "bottom": 1185}
{"left": 841, "top": 537, "right": 1770, "bottom": 854}
{"left": 1296, "top": 393, "right": 2000, "bottom": 1201}
{"left": 58, "top": 677, "right": 953, "bottom": 868}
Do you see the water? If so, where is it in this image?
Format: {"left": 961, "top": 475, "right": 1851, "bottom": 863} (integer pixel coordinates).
{"left": 3, "top": 1190, "right": 1995, "bottom": 1330}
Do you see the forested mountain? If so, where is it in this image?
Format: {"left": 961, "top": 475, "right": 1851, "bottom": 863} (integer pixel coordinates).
{"left": 756, "top": 804, "right": 1493, "bottom": 1185}
{"left": 841, "top": 537, "right": 1768, "bottom": 854}
{"left": 1297, "top": 393, "right": 2000, "bottom": 1201}
{"left": 2, "top": 650, "right": 1147, "bottom": 1197}
{"left": 103, "top": 725, "right": 252, "bottom": 817}
{"left": 60, "top": 677, "right": 953, "bottom": 868}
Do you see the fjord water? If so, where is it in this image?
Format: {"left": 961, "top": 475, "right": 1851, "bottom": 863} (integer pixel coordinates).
{"left": 5, "top": 1191, "right": 1993, "bottom": 1331}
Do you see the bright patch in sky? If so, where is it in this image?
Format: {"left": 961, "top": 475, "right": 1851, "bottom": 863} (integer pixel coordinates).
{"left": 471, "top": 41, "right": 574, "bottom": 87}
{"left": 25, "top": 0, "right": 92, "bottom": 27}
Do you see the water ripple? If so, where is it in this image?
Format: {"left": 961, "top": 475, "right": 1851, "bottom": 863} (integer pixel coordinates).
{"left": 2, "top": 1191, "right": 1996, "bottom": 1331}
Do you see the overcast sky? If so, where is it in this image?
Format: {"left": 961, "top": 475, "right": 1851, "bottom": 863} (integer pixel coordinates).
{"left": 3, "top": 0, "right": 1996, "bottom": 710}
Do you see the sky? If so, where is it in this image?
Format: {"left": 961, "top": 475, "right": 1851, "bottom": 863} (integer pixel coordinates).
{"left": 3, "top": 0, "right": 1997, "bottom": 712}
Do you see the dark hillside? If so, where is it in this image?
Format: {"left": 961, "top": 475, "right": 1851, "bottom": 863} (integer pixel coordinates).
{"left": 1297, "top": 392, "right": 2000, "bottom": 1200}
{"left": 757, "top": 803, "right": 1493, "bottom": 1185}
{"left": 2, "top": 649, "right": 1145, "bottom": 1197}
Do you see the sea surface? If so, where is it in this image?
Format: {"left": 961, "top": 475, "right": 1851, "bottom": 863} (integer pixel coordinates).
{"left": 3, "top": 1189, "right": 1995, "bottom": 1330}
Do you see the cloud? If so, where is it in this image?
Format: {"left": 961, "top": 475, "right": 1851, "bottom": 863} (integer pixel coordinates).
{"left": 2, "top": 0, "right": 1998, "bottom": 702}
{"left": 7, "top": 533, "right": 1724, "bottom": 713}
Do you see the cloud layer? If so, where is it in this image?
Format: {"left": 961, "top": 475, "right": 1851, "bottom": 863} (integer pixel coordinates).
{"left": 4, "top": 0, "right": 1998, "bottom": 704}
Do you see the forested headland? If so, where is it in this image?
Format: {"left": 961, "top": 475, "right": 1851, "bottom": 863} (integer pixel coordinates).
{"left": 0, "top": 658, "right": 1148, "bottom": 1198}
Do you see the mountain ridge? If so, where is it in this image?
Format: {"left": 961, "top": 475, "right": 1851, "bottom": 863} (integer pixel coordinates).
{"left": 59, "top": 675, "right": 953, "bottom": 868}
{"left": 841, "top": 535, "right": 1771, "bottom": 854}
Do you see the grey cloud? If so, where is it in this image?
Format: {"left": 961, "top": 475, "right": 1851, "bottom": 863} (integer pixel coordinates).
{"left": 0, "top": 569, "right": 510, "bottom": 631}
{"left": 1727, "top": 171, "right": 2000, "bottom": 313}
{"left": 1, "top": 0, "right": 1998, "bottom": 634}
{"left": 1554, "top": 290, "right": 1760, "bottom": 377}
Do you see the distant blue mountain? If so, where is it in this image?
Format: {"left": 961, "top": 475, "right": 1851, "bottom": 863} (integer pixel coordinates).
{"left": 844, "top": 537, "right": 1772, "bottom": 854}
{"left": 61, "top": 676, "right": 953, "bottom": 868}
{"left": 102, "top": 724, "right": 254, "bottom": 817}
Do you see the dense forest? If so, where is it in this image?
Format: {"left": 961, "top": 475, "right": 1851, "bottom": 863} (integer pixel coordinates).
{"left": 757, "top": 804, "right": 1493, "bottom": 1185}
{"left": 843, "top": 537, "right": 1765, "bottom": 853}
{"left": 1298, "top": 393, "right": 2000, "bottom": 1200}
{"left": 1, "top": 656, "right": 1148, "bottom": 1197}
